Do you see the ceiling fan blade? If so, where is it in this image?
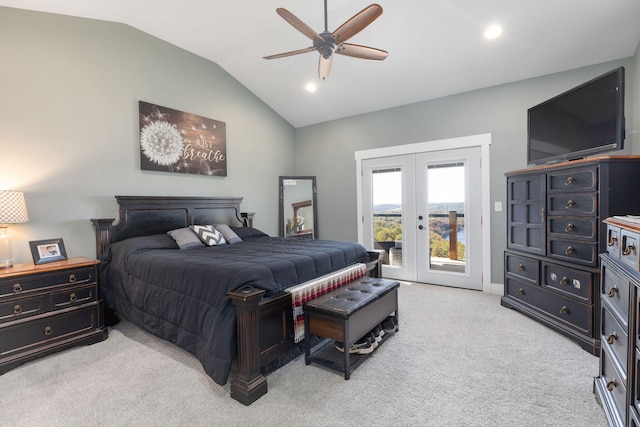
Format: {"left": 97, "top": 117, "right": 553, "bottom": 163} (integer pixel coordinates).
{"left": 263, "top": 46, "right": 315, "bottom": 60}
{"left": 318, "top": 54, "right": 333, "bottom": 80}
{"left": 336, "top": 43, "right": 388, "bottom": 61}
{"left": 276, "top": 8, "right": 323, "bottom": 42}
{"left": 331, "top": 4, "right": 383, "bottom": 44}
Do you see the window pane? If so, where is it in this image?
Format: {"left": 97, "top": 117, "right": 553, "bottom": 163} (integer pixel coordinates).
{"left": 372, "top": 168, "right": 403, "bottom": 267}
{"left": 427, "top": 163, "right": 466, "bottom": 273}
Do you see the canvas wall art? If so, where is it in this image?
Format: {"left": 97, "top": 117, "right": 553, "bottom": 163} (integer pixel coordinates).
{"left": 139, "top": 101, "right": 227, "bottom": 176}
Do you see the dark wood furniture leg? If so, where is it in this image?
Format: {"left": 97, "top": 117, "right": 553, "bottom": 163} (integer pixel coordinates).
{"left": 228, "top": 287, "right": 268, "bottom": 406}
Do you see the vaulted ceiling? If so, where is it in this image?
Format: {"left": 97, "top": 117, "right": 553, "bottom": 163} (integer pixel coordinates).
{"left": 2, "top": 0, "right": 639, "bottom": 128}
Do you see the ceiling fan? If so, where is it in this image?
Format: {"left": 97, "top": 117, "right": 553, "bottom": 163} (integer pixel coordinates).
{"left": 263, "top": 1, "right": 388, "bottom": 80}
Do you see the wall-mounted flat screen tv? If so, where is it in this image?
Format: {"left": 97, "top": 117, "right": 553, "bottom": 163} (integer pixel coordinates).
{"left": 527, "top": 66, "right": 625, "bottom": 166}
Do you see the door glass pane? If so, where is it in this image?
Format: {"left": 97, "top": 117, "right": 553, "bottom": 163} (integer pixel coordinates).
{"left": 427, "top": 162, "right": 466, "bottom": 273}
{"left": 372, "top": 168, "right": 403, "bottom": 267}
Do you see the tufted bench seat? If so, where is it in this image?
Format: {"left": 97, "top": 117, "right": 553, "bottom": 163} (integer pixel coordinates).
{"left": 304, "top": 277, "right": 399, "bottom": 379}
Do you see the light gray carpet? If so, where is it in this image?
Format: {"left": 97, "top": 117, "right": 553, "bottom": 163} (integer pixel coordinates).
{"left": 1, "top": 283, "right": 607, "bottom": 426}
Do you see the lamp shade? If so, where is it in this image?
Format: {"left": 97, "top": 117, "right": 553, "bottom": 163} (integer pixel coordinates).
{"left": 0, "top": 191, "right": 29, "bottom": 224}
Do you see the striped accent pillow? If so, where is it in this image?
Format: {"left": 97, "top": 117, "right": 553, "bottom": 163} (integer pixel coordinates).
{"left": 214, "top": 224, "right": 242, "bottom": 244}
{"left": 191, "top": 225, "right": 226, "bottom": 246}
{"left": 167, "top": 228, "right": 205, "bottom": 250}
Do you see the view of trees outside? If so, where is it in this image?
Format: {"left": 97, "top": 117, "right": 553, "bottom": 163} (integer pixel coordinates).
{"left": 372, "top": 164, "right": 466, "bottom": 263}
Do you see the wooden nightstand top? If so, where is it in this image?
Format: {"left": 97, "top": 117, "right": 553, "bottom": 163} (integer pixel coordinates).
{"left": 0, "top": 257, "right": 99, "bottom": 278}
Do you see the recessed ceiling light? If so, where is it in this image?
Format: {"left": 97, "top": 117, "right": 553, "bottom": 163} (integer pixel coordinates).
{"left": 484, "top": 25, "right": 502, "bottom": 40}
{"left": 305, "top": 82, "right": 317, "bottom": 92}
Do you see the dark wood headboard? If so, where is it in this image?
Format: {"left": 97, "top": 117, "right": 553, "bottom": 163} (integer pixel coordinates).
{"left": 91, "top": 196, "right": 254, "bottom": 258}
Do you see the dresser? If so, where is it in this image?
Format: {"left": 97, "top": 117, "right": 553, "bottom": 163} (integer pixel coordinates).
{"left": 501, "top": 156, "right": 640, "bottom": 355}
{"left": 0, "top": 257, "right": 107, "bottom": 374}
{"left": 595, "top": 217, "right": 640, "bottom": 426}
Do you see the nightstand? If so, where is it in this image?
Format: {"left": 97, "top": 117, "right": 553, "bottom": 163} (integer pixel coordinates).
{"left": 0, "top": 257, "right": 108, "bottom": 374}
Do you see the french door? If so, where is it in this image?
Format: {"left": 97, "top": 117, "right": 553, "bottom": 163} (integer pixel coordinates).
{"left": 360, "top": 146, "right": 483, "bottom": 290}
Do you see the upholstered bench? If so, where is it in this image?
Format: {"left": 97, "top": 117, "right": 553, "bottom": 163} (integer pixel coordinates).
{"left": 303, "top": 277, "right": 399, "bottom": 379}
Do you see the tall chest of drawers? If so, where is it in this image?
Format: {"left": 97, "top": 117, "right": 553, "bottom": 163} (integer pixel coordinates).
{"left": 0, "top": 257, "right": 108, "bottom": 374}
{"left": 502, "top": 156, "right": 640, "bottom": 355}
{"left": 595, "top": 217, "right": 640, "bottom": 427}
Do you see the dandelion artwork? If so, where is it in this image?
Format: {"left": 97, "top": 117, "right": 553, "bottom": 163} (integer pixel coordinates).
{"left": 139, "top": 101, "right": 227, "bottom": 176}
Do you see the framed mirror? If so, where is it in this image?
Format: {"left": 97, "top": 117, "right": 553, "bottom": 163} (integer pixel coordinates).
{"left": 279, "top": 176, "right": 318, "bottom": 239}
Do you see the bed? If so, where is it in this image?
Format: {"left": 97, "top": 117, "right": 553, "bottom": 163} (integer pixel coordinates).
{"left": 91, "top": 196, "right": 377, "bottom": 405}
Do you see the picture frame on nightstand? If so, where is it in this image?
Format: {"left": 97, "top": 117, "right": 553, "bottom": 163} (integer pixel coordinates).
{"left": 29, "top": 238, "right": 68, "bottom": 264}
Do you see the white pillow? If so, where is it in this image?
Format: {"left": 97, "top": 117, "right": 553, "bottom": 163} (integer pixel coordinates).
{"left": 191, "top": 225, "right": 226, "bottom": 246}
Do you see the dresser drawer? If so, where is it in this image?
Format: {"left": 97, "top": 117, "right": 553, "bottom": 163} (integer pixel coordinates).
{"left": 601, "top": 258, "right": 630, "bottom": 328}
{"left": 607, "top": 225, "right": 621, "bottom": 259}
{"left": 0, "top": 304, "right": 100, "bottom": 357}
{"left": 548, "top": 217, "right": 597, "bottom": 241}
{"left": 621, "top": 229, "right": 640, "bottom": 272}
{"left": 542, "top": 261, "right": 592, "bottom": 302}
{"left": 0, "top": 267, "right": 96, "bottom": 300}
{"left": 548, "top": 238, "right": 597, "bottom": 266}
{"left": 0, "top": 294, "right": 48, "bottom": 324}
{"left": 600, "top": 346, "right": 627, "bottom": 426}
{"left": 601, "top": 304, "right": 628, "bottom": 373}
{"left": 505, "top": 279, "right": 591, "bottom": 334}
{"left": 505, "top": 252, "right": 538, "bottom": 283}
{"left": 51, "top": 284, "right": 97, "bottom": 310}
{"left": 547, "top": 166, "right": 597, "bottom": 193}
{"left": 548, "top": 193, "right": 597, "bottom": 216}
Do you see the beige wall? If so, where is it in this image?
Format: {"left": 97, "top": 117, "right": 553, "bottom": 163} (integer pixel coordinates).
{"left": 2, "top": 6, "right": 638, "bottom": 286}
{"left": 0, "top": 7, "right": 296, "bottom": 265}
{"left": 295, "top": 57, "right": 638, "bottom": 284}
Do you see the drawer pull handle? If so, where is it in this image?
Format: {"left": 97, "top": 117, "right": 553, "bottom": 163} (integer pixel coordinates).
{"left": 565, "top": 246, "right": 574, "bottom": 256}
{"left": 13, "top": 283, "right": 22, "bottom": 293}
{"left": 623, "top": 245, "right": 636, "bottom": 256}
{"left": 69, "top": 293, "right": 77, "bottom": 302}
{"left": 69, "top": 274, "right": 77, "bottom": 283}
{"left": 606, "top": 380, "right": 617, "bottom": 392}
{"left": 44, "top": 326, "right": 53, "bottom": 336}
{"left": 560, "top": 306, "right": 569, "bottom": 315}
{"left": 564, "top": 223, "right": 574, "bottom": 232}
{"left": 607, "top": 287, "right": 618, "bottom": 298}
{"left": 608, "top": 237, "right": 618, "bottom": 246}
{"left": 565, "top": 177, "right": 575, "bottom": 186}
{"left": 560, "top": 277, "right": 569, "bottom": 286}
{"left": 566, "top": 200, "right": 574, "bottom": 209}
{"left": 606, "top": 332, "right": 617, "bottom": 345}
{"left": 13, "top": 304, "right": 22, "bottom": 314}
{"left": 518, "top": 288, "right": 525, "bottom": 296}
{"left": 517, "top": 264, "right": 525, "bottom": 272}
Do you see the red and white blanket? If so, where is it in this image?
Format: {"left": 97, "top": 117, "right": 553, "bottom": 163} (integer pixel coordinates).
{"left": 286, "top": 263, "right": 367, "bottom": 343}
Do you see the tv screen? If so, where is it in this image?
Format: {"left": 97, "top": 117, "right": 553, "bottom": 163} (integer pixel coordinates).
{"left": 527, "top": 67, "right": 625, "bottom": 166}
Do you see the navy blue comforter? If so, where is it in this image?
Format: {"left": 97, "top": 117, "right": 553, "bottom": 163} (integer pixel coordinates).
{"left": 99, "top": 229, "right": 369, "bottom": 385}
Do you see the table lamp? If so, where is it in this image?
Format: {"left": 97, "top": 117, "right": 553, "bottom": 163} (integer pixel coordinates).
{"left": 0, "top": 191, "right": 29, "bottom": 269}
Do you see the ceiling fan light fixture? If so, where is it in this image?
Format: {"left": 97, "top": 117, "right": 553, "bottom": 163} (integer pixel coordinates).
{"left": 305, "top": 82, "right": 317, "bottom": 92}
{"left": 265, "top": 2, "right": 387, "bottom": 79}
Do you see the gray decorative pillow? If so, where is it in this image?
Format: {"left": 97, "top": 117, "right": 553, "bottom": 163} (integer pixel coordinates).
{"left": 191, "top": 225, "right": 226, "bottom": 246}
{"left": 214, "top": 224, "right": 242, "bottom": 244}
{"left": 167, "top": 228, "right": 204, "bottom": 250}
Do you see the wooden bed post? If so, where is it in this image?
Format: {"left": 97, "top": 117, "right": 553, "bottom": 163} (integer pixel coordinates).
{"left": 228, "top": 286, "right": 268, "bottom": 405}
{"left": 91, "top": 218, "right": 115, "bottom": 259}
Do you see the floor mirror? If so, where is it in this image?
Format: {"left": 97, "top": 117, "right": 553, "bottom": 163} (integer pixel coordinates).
{"left": 279, "top": 176, "right": 318, "bottom": 239}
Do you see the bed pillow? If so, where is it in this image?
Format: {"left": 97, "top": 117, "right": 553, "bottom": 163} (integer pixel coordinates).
{"left": 214, "top": 224, "right": 242, "bottom": 244}
{"left": 230, "top": 226, "right": 269, "bottom": 240}
{"left": 167, "top": 228, "right": 205, "bottom": 250}
{"left": 191, "top": 225, "right": 226, "bottom": 246}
